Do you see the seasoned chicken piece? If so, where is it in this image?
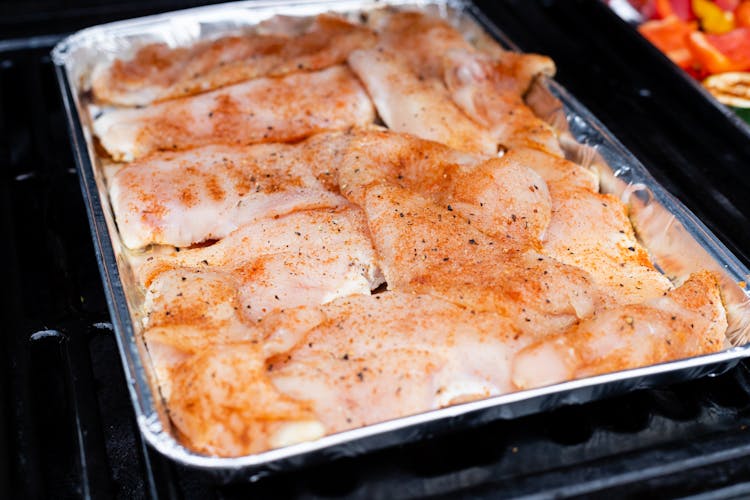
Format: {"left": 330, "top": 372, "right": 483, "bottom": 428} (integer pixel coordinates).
{"left": 144, "top": 269, "right": 257, "bottom": 346}
{"left": 486, "top": 146, "right": 664, "bottom": 305}
{"left": 372, "top": 10, "right": 475, "bottom": 80}
{"left": 443, "top": 49, "right": 562, "bottom": 156}
{"left": 542, "top": 184, "right": 673, "bottom": 308}
{"left": 93, "top": 65, "right": 374, "bottom": 161}
{"left": 447, "top": 47, "right": 556, "bottom": 97}
{"left": 375, "top": 10, "right": 555, "bottom": 93}
{"left": 143, "top": 269, "right": 260, "bottom": 399}
{"left": 138, "top": 206, "right": 384, "bottom": 321}
{"left": 347, "top": 49, "right": 497, "bottom": 155}
{"left": 512, "top": 272, "right": 728, "bottom": 389}
{"left": 501, "top": 148, "right": 598, "bottom": 193}
{"left": 110, "top": 136, "right": 349, "bottom": 248}
{"left": 263, "top": 292, "right": 525, "bottom": 433}
{"left": 143, "top": 207, "right": 382, "bottom": 393}
{"left": 168, "top": 343, "right": 325, "bottom": 457}
{"left": 346, "top": 180, "right": 595, "bottom": 337}
{"left": 339, "top": 129, "right": 551, "bottom": 246}
{"left": 92, "top": 36, "right": 284, "bottom": 107}
{"left": 371, "top": 11, "right": 559, "bottom": 155}
{"left": 92, "top": 14, "right": 376, "bottom": 106}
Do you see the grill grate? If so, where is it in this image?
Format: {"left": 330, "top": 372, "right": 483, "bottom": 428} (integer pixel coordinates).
{"left": 3, "top": 1, "right": 750, "bottom": 498}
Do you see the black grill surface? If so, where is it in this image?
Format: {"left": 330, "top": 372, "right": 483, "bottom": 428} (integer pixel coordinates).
{"left": 3, "top": 1, "right": 750, "bottom": 498}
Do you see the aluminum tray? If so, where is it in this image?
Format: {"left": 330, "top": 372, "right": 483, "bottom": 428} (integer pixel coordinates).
{"left": 51, "top": 0, "right": 750, "bottom": 481}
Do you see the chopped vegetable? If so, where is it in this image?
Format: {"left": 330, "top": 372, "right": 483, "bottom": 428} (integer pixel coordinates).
{"left": 715, "top": 0, "right": 740, "bottom": 11}
{"left": 623, "top": 0, "right": 750, "bottom": 84}
{"left": 688, "top": 27, "right": 750, "bottom": 72}
{"left": 735, "top": 0, "right": 750, "bottom": 26}
{"left": 656, "top": 0, "right": 697, "bottom": 20}
{"left": 688, "top": 31, "right": 738, "bottom": 71}
{"left": 693, "top": 0, "right": 736, "bottom": 33}
{"left": 639, "top": 16, "right": 698, "bottom": 68}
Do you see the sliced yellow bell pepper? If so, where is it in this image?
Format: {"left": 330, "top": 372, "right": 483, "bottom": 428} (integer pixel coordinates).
{"left": 693, "top": 0, "right": 736, "bottom": 34}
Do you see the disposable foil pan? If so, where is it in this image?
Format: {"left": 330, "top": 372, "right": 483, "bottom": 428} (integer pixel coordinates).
{"left": 51, "top": 0, "right": 750, "bottom": 481}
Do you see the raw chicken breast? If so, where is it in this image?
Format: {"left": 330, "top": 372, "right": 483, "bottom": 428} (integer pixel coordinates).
{"left": 348, "top": 181, "right": 596, "bottom": 337}
{"left": 144, "top": 269, "right": 258, "bottom": 349}
{"left": 264, "top": 291, "right": 525, "bottom": 433}
{"left": 372, "top": 10, "right": 475, "bottom": 80}
{"left": 92, "top": 14, "right": 376, "bottom": 106}
{"left": 168, "top": 343, "right": 325, "bottom": 457}
{"left": 371, "top": 10, "right": 560, "bottom": 155}
{"left": 512, "top": 272, "right": 728, "bottom": 389}
{"left": 373, "top": 9, "right": 553, "bottom": 86}
{"left": 138, "top": 206, "right": 384, "bottom": 322}
{"left": 93, "top": 65, "right": 374, "bottom": 161}
{"left": 109, "top": 135, "right": 349, "bottom": 248}
{"left": 348, "top": 49, "right": 497, "bottom": 155}
{"left": 443, "top": 48, "right": 562, "bottom": 156}
{"left": 143, "top": 269, "right": 260, "bottom": 399}
{"left": 143, "top": 206, "right": 383, "bottom": 397}
{"left": 500, "top": 148, "right": 598, "bottom": 193}
{"left": 542, "top": 185, "right": 673, "bottom": 307}
{"left": 338, "top": 128, "right": 551, "bottom": 246}
{"left": 495, "top": 146, "right": 669, "bottom": 306}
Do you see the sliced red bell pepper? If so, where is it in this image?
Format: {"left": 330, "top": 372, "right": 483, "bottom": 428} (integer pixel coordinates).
{"left": 655, "top": 0, "right": 675, "bottom": 18}
{"left": 687, "top": 32, "right": 735, "bottom": 72}
{"left": 735, "top": 0, "right": 750, "bottom": 26}
{"left": 687, "top": 27, "right": 750, "bottom": 72}
{"left": 709, "top": 26, "right": 750, "bottom": 63}
{"left": 715, "top": 0, "right": 740, "bottom": 11}
{"left": 672, "top": 0, "right": 698, "bottom": 19}
{"left": 655, "top": 0, "right": 696, "bottom": 20}
{"left": 639, "top": 17, "right": 698, "bottom": 68}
